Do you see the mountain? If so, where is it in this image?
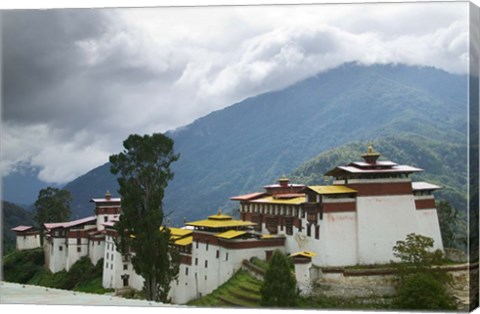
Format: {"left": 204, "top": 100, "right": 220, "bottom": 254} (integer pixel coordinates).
{"left": 2, "top": 166, "right": 54, "bottom": 207}
{"left": 2, "top": 201, "right": 36, "bottom": 254}
{"left": 37, "top": 63, "right": 469, "bottom": 224}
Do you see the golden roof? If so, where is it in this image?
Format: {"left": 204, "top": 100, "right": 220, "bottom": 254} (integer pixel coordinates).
{"left": 215, "top": 230, "right": 247, "bottom": 239}
{"left": 251, "top": 196, "right": 306, "bottom": 205}
{"left": 186, "top": 218, "right": 256, "bottom": 229}
{"left": 307, "top": 185, "right": 357, "bottom": 195}
{"left": 174, "top": 236, "right": 193, "bottom": 246}
{"left": 290, "top": 251, "right": 317, "bottom": 258}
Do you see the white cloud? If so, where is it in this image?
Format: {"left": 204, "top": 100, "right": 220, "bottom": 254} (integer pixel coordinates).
{"left": 1, "top": 2, "right": 470, "bottom": 184}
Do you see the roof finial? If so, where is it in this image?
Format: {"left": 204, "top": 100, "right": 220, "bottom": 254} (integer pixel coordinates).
{"left": 362, "top": 143, "right": 380, "bottom": 163}
{"left": 217, "top": 207, "right": 222, "bottom": 216}
{"left": 105, "top": 190, "right": 112, "bottom": 200}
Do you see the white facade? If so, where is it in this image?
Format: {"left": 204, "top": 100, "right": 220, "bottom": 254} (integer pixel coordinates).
{"left": 16, "top": 234, "right": 41, "bottom": 251}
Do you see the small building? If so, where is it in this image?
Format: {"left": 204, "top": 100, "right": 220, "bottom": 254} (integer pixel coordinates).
{"left": 43, "top": 191, "right": 121, "bottom": 273}
{"left": 11, "top": 226, "right": 41, "bottom": 250}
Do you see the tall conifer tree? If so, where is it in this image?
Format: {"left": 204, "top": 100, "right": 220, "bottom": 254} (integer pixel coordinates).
{"left": 110, "top": 133, "right": 180, "bottom": 302}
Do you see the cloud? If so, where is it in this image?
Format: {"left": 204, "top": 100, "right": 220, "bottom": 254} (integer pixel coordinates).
{"left": 1, "top": 3, "right": 469, "bottom": 184}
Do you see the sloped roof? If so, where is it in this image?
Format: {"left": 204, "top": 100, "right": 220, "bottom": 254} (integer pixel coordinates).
{"left": 230, "top": 192, "right": 267, "bottom": 201}
{"left": 412, "top": 181, "right": 442, "bottom": 191}
{"left": 250, "top": 196, "right": 305, "bottom": 205}
{"left": 215, "top": 230, "right": 247, "bottom": 239}
{"left": 306, "top": 185, "right": 357, "bottom": 195}
{"left": 174, "top": 236, "right": 193, "bottom": 246}
{"left": 290, "top": 251, "right": 317, "bottom": 258}
{"left": 44, "top": 216, "right": 96, "bottom": 230}
{"left": 11, "top": 225, "right": 35, "bottom": 232}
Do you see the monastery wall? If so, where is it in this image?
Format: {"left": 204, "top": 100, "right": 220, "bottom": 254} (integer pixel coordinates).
{"left": 16, "top": 234, "right": 40, "bottom": 251}
{"left": 356, "top": 195, "right": 420, "bottom": 264}
{"left": 415, "top": 208, "right": 444, "bottom": 250}
{"left": 89, "top": 240, "right": 105, "bottom": 266}
{"left": 48, "top": 238, "right": 68, "bottom": 273}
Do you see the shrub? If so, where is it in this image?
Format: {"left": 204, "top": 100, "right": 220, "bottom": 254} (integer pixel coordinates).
{"left": 392, "top": 272, "right": 456, "bottom": 310}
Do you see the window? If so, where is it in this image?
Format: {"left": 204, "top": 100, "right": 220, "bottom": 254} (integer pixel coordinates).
{"left": 77, "top": 238, "right": 81, "bottom": 245}
{"left": 216, "top": 250, "right": 219, "bottom": 259}
{"left": 110, "top": 264, "right": 113, "bottom": 270}
{"left": 205, "top": 260, "right": 208, "bottom": 268}
{"left": 104, "top": 216, "right": 108, "bottom": 223}
{"left": 206, "top": 240, "right": 209, "bottom": 251}
{"left": 315, "top": 225, "right": 320, "bottom": 240}
{"left": 77, "top": 247, "right": 81, "bottom": 253}
{"left": 195, "top": 258, "right": 198, "bottom": 266}
{"left": 196, "top": 240, "right": 199, "bottom": 249}
{"left": 185, "top": 267, "right": 189, "bottom": 276}
{"left": 124, "top": 264, "right": 128, "bottom": 270}
{"left": 107, "top": 253, "right": 110, "bottom": 259}
{"left": 59, "top": 246, "right": 63, "bottom": 251}
{"left": 307, "top": 224, "right": 311, "bottom": 237}
{"left": 226, "top": 253, "right": 229, "bottom": 261}
{"left": 106, "top": 262, "right": 109, "bottom": 269}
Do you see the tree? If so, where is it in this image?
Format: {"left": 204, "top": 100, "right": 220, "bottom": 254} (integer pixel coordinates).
{"left": 436, "top": 200, "right": 464, "bottom": 249}
{"left": 34, "top": 187, "right": 72, "bottom": 246}
{"left": 391, "top": 233, "right": 456, "bottom": 310}
{"left": 110, "top": 133, "right": 180, "bottom": 302}
{"left": 260, "top": 250, "right": 299, "bottom": 307}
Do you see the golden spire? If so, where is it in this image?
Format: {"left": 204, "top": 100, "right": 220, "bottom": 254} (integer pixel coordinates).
{"left": 217, "top": 207, "right": 222, "bottom": 216}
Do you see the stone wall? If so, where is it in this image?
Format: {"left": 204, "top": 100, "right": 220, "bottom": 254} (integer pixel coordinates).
{"left": 312, "top": 263, "right": 474, "bottom": 310}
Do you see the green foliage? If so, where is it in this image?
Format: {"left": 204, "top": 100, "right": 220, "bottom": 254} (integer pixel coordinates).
{"left": 34, "top": 187, "right": 72, "bottom": 245}
{"left": 391, "top": 234, "right": 456, "bottom": 310}
{"left": 3, "top": 250, "right": 111, "bottom": 294}
{"left": 392, "top": 272, "right": 456, "bottom": 310}
{"left": 2, "top": 201, "right": 36, "bottom": 256}
{"left": 188, "top": 269, "right": 262, "bottom": 307}
{"left": 3, "top": 248, "right": 45, "bottom": 283}
{"left": 260, "top": 250, "right": 299, "bottom": 307}
{"left": 437, "top": 200, "right": 466, "bottom": 249}
{"left": 110, "top": 133, "right": 180, "bottom": 302}
{"left": 392, "top": 233, "right": 444, "bottom": 268}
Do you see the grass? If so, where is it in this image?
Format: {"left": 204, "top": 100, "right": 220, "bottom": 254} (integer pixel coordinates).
{"left": 187, "top": 269, "right": 262, "bottom": 307}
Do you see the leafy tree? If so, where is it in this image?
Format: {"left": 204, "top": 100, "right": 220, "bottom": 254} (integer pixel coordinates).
{"left": 34, "top": 187, "right": 72, "bottom": 246}
{"left": 391, "top": 233, "right": 456, "bottom": 310}
{"left": 110, "top": 133, "right": 180, "bottom": 302}
{"left": 260, "top": 250, "right": 299, "bottom": 307}
{"left": 436, "top": 200, "right": 464, "bottom": 249}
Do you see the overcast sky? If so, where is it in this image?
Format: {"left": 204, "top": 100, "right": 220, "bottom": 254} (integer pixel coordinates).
{"left": 1, "top": 1, "right": 470, "bottom": 184}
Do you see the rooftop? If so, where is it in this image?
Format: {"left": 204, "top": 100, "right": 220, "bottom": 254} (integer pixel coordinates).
{"left": 306, "top": 185, "right": 357, "bottom": 195}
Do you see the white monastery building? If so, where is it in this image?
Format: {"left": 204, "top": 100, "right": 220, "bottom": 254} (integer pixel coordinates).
{"left": 10, "top": 226, "right": 41, "bottom": 251}
{"left": 12, "top": 146, "right": 444, "bottom": 304}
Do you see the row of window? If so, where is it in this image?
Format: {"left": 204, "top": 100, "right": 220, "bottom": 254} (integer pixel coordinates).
{"left": 193, "top": 252, "right": 229, "bottom": 269}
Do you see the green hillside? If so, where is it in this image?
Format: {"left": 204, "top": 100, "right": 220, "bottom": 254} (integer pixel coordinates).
{"left": 2, "top": 201, "right": 36, "bottom": 255}
{"left": 52, "top": 63, "right": 467, "bottom": 224}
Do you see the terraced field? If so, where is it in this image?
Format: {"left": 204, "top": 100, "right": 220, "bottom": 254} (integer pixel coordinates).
{"left": 187, "top": 268, "right": 263, "bottom": 307}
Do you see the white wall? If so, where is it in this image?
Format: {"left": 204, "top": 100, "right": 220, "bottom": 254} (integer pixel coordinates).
{"left": 89, "top": 239, "right": 105, "bottom": 266}
{"left": 416, "top": 208, "right": 444, "bottom": 251}
{"left": 356, "top": 195, "right": 420, "bottom": 264}
{"left": 16, "top": 234, "right": 41, "bottom": 251}
{"left": 66, "top": 237, "right": 89, "bottom": 271}
{"left": 48, "top": 238, "right": 68, "bottom": 273}
{"left": 320, "top": 211, "right": 358, "bottom": 266}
